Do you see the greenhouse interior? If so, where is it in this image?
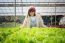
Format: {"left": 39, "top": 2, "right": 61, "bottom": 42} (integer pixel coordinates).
{"left": 0, "top": 0, "right": 65, "bottom": 43}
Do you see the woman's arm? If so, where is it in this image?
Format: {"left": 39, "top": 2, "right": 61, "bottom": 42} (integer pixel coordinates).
{"left": 23, "top": 17, "right": 28, "bottom": 27}
{"left": 37, "top": 14, "right": 47, "bottom": 27}
{"left": 20, "top": 17, "right": 28, "bottom": 28}
{"left": 40, "top": 17, "right": 47, "bottom": 27}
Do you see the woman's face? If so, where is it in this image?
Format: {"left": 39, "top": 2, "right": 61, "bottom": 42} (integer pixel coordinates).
{"left": 30, "top": 12, "right": 35, "bottom": 16}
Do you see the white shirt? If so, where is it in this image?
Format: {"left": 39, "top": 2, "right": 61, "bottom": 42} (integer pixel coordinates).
{"left": 30, "top": 16, "right": 37, "bottom": 27}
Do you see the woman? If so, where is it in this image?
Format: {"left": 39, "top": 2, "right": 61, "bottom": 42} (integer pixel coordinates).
{"left": 22, "top": 7, "right": 46, "bottom": 28}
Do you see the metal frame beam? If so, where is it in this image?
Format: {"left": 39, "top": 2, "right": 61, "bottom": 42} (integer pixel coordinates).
{"left": 0, "top": 4, "right": 65, "bottom": 7}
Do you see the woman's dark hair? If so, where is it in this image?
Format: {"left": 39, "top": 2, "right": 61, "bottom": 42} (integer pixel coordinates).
{"left": 28, "top": 7, "right": 36, "bottom": 16}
